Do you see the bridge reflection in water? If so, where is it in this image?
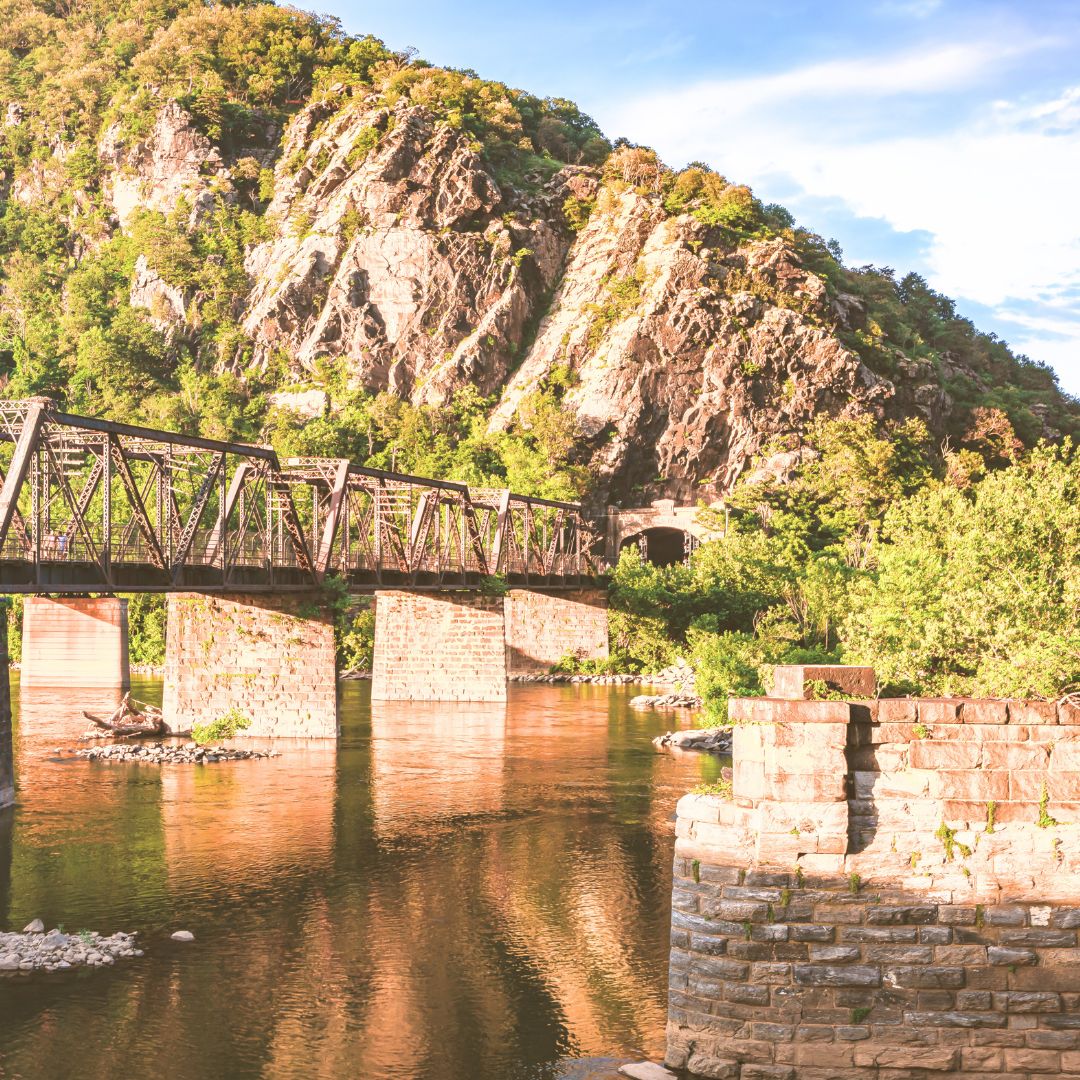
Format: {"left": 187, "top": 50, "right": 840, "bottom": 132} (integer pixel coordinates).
{"left": 0, "top": 679, "right": 725, "bottom": 1080}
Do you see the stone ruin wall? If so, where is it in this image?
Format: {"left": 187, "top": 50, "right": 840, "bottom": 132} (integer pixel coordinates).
{"left": 0, "top": 616, "right": 11, "bottom": 809}
{"left": 668, "top": 668, "right": 1080, "bottom": 1079}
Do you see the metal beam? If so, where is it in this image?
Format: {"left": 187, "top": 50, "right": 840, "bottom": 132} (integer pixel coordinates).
{"left": 108, "top": 434, "right": 168, "bottom": 572}
{"left": 42, "top": 436, "right": 106, "bottom": 581}
{"left": 489, "top": 489, "right": 511, "bottom": 574}
{"left": 49, "top": 410, "right": 277, "bottom": 460}
{"left": 171, "top": 453, "right": 224, "bottom": 583}
{"left": 204, "top": 462, "right": 252, "bottom": 566}
{"left": 0, "top": 461, "right": 31, "bottom": 552}
{"left": 61, "top": 453, "right": 104, "bottom": 545}
{"left": 268, "top": 468, "right": 315, "bottom": 579}
{"left": 0, "top": 401, "right": 45, "bottom": 550}
{"left": 461, "top": 492, "right": 489, "bottom": 576}
{"left": 315, "top": 459, "right": 350, "bottom": 579}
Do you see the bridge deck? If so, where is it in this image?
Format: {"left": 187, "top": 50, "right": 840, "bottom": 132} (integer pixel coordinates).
{"left": 0, "top": 399, "right": 602, "bottom": 593}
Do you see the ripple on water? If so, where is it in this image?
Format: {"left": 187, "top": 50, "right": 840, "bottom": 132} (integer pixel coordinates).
{"left": 0, "top": 677, "right": 719, "bottom": 1080}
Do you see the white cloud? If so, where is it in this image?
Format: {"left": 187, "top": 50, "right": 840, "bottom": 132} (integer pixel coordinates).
{"left": 600, "top": 36, "right": 1080, "bottom": 392}
{"left": 625, "top": 38, "right": 1040, "bottom": 117}
{"left": 877, "top": 0, "right": 944, "bottom": 17}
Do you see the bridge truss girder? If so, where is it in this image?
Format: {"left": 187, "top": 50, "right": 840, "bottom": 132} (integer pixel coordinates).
{"left": 0, "top": 400, "right": 602, "bottom": 593}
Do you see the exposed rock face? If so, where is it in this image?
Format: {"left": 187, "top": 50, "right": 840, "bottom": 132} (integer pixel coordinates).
{"left": 267, "top": 388, "right": 329, "bottom": 419}
{"left": 25, "top": 91, "right": 1068, "bottom": 509}
{"left": 243, "top": 96, "right": 574, "bottom": 401}
{"left": 237, "top": 96, "right": 932, "bottom": 505}
{"left": 491, "top": 193, "right": 893, "bottom": 503}
{"left": 99, "top": 102, "right": 228, "bottom": 230}
{"left": 129, "top": 254, "right": 188, "bottom": 330}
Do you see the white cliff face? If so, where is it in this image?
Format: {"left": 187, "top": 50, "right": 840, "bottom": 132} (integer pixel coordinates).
{"left": 98, "top": 102, "right": 229, "bottom": 231}
{"left": 241, "top": 95, "right": 574, "bottom": 402}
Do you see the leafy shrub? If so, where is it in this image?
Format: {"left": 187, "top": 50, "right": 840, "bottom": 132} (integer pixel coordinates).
{"left": 192, "top": 707, "right": 252, "bottom": 745}
{"left": 562, "top": 195, "right": 595, "bottom": 231}
{"left": 843, "top": 442, "right": 1080, "bottom": 698}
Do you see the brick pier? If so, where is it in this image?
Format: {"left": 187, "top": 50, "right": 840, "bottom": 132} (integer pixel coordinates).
{"left": 371, "top": 588, "right": 609, "bottom": 702}
{"left": 0, "top": 615, "right": 12, "bottom": 809}
{"left": 162, "top": 593, "right": 337, "bottom": 738}
{"left": 20, "top": 596, "right": 130, "bottom": 689}
{"left": 668, "top": 665, "right": 1080, "bottom": 1079}
{"left": 372, "top": 592, "right": 509, "bottom": 702}
{"left": 504, "top": 588, "right": 608, "bottom": 675}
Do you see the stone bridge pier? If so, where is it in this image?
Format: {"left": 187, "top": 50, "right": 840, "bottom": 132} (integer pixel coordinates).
{"left": 372, "top": 588, "right": 608, "bottom": 702}
{"left": 162, "top": 593, "right": 338, "bottom": 738}
{"left": 20, "top": 596, "right": 130, "bottom": 690}
{"left": 668, "top": 664, "right": 1080, "bottom": 1079}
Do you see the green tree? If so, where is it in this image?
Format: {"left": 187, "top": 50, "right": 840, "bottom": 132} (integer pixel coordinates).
{"left": 844, "top": 442, "right": 1080, "bottom": 698}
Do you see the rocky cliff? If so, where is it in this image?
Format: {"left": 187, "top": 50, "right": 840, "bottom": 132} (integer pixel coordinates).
{"left": 233, "top": 90, "right": 1059, "bottom": 505}
{"left": 0, "top": 2, "right": 1075, "bottom": 508}
{"left": 241, "top": 94, "right": 578, "bottom": 405}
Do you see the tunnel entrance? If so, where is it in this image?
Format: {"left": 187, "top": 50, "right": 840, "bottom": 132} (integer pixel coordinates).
{"left": 620, "top": 527, "right": 696, "bottom": 567}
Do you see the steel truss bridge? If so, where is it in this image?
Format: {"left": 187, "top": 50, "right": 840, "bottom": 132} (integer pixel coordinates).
{"left": 0, "top": 399, "right": 603, "bottom": 593}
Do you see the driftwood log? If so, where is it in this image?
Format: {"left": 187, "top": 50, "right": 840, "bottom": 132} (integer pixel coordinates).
{"left": 83, "top": 693, "right": 165, "bottom": 738}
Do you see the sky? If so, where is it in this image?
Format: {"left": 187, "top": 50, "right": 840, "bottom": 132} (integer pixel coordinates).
{"left": 322, "top": 1, "right": 1080, "bottom": 395}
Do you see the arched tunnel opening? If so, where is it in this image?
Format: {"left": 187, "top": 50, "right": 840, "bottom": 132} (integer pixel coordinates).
{"left": 619, "top": 526, "right": 696, "bottom": 567}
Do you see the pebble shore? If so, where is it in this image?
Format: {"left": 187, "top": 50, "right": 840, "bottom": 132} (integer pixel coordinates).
{"left": 509, "top": 672, "right": 643, "bottom": 685}
{"left": 69, "top": 742, "right": 275, "bottom": 764}
{"left": 511, "top": 659, "right": 699, "bottom": 690}
{"left": 0, "top": 921, "right": 143, "bottom": 976}
{"left": 629, "top": 692, "right": 703, "bottom": 710}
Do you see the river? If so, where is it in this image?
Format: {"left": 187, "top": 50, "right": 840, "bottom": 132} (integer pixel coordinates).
{"left": 0, "top": 678, "right": 721, "bottom": 1080}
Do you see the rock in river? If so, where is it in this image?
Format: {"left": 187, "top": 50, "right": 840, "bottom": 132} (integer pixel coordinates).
{"left": 652, "top": 728, "right": 732, "bottom": 754}
{"left": 0, "top": 925, "right": 143, "bottom": 976}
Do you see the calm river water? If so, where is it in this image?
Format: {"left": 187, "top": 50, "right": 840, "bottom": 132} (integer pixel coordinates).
{"left": 0, "top": 678, "right": 721, "bottom": 1080}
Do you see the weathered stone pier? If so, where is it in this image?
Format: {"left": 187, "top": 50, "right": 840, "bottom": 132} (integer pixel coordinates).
{"left": 0, "top": 617, "right": 12, "bottom": 810}
{"left": 372, "top": 588, "right": 608, "bottom": 702}
{"left": 20, "top": 596, "right": 130, "bottom": 690}
{"left": 162, "top": 593, "right": 338, "bottom": 738}
{"left": 668, "top": 666, "right": 1080, "bottom": 1079}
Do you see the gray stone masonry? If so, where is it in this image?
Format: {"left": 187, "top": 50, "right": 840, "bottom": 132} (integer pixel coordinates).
{"left": 668, "top": 665, "right": 1080, "bottom": 1077}
{"left": 163, "top": 593, "right": 337, "bottom": 738}
{"left": 0, "top": 615, "right": 11, "bottom": 809}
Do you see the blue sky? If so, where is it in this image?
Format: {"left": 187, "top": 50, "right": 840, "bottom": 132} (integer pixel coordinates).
{"left": 322, "top": 1, "right": 1080, "bottom": 395}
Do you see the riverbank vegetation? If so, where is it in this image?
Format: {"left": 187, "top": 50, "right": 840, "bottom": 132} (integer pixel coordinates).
{"left": 608, "top": 414, "right": 1080, "bottom": 718}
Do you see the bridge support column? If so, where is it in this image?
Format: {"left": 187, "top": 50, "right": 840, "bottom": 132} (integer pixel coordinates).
{"left": 372, "top": 591, "right": 507, "bottom": 702}
{"left": 20, "top": 597, "right": 130, "bottom": 690}
{"left": 0, "top": 613, "right": 12, "bottom": 809}
{"left": 163, "top": 593, "right": 337, "bottom": 738}
{"left": 504, "top": 588, "right": 608, "bottom": 675}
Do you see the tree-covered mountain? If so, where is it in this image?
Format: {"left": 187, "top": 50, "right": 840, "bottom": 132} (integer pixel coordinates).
{"left": 0, "top": 0, "right": 1076, "bottom": 511}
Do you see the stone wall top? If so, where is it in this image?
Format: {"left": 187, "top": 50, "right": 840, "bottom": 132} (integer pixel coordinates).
{"left": 729, "top": 695, "right": 1076, "bottom": 726}
{"left": 689, "top": 679, "right": 1080, "bottom": 903}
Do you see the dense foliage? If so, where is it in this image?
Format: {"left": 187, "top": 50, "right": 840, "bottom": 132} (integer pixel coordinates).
{"left": 0, "top": 0, "right": 610, "bottom": 461}
{"left": 609, "top": 416, "right": 1080, "bottom": 716}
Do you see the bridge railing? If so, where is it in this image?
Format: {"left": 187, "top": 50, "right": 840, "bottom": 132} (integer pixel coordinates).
{"left": 0, "top": 400, "right": 604, "bottom": 592}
